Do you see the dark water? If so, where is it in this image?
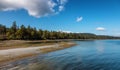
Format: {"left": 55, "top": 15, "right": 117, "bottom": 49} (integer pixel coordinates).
{"left": 1, "top": 40, "right": 120, "bottom": 70}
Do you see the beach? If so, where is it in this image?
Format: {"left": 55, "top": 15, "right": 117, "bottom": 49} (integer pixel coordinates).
{"left": 0, "top": 40, "right": 76, "bottom": 64}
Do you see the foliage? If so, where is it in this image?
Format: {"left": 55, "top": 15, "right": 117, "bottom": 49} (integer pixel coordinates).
{"left": 0, "top": 22, "right": 120, "bottom": 40}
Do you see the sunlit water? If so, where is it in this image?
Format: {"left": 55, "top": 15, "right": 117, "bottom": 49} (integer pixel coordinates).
{"left": 1, "top": 40, "right": 120, "bottom": 70}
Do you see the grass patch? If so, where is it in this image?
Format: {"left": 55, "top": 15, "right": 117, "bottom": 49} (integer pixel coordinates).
{"left": 0, "top": 40, "right": 61, "bottom": 50}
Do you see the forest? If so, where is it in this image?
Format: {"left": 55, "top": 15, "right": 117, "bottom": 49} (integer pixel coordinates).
{"left": 0, "top": 21, "right": 120, "bottom": 40}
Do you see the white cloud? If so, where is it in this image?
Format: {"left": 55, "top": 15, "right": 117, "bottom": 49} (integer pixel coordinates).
{"left": 57, "top": 0, "right": 67, "bottom": 12}
{"left": 76, "top": 32, "right": 80, "bottom": 33}
{"left": 96, "top": 27, "right": 106, "bottom": 31}
{"left": 0, "top": 0, "right": 67, "bottom": 18}
{"left": 58, "top": 30, "right": 72, "bottom": 33}
{"left": 76, "top": 16, "right": 83, "bottom": 22}
{"left": 62, "top": 31, "right": 71, "bottom": 33}
{"left": 59, "top": 6, "right": 64, "bottom": 11}
{"left": 57, "top": 0, "right": 67, "bottom": 5}
{"left": 58, "top": 30, "right": 81, "bottom": 33}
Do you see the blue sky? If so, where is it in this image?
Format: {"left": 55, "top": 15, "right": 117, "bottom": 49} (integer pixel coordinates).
{"left": 0, "top": 0, "right": 120, "bottom": 36}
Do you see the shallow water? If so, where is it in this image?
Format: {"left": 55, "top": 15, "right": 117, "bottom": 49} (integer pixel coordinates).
{"left": 1, "top": 40, "right": 120, "bottom": 70}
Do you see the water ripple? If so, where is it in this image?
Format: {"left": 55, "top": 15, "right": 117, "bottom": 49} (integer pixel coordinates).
{"left": 1, "top": 40, "right": 120, "bottom": 70}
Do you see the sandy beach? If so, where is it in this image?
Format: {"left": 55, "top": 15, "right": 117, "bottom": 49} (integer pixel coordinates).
{"left": 0, "top": 41, "right": 76, "bottom": 64}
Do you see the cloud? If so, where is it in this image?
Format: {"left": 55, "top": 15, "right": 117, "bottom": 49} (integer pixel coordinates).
{"left": 59, "top": 6, "right": 64, "bottom": 11}
{"left": 62, "top": 31, "right": 71, "bottom": 33}
{"left": 0, "top": 0, "right": 67, "bottom": 18}
{"left": 76, "top": 16, "right": 83, "bottom": 22}
{"left": 57, "top": 0, "right": 67, "bottom": 5}
{"left": 58, "top": 30, "right": 72, "bottom": 33}
{"left": 96, "top": 27, "right": 106, "bottom": 31}
{"left": 57, "top": 0, "right": 67, "bottom": 11}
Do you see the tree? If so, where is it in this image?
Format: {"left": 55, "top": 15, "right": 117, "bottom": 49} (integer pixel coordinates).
{"left": 0, "top": 24, "right": 6, "bottom": 40}
{"left": 7, "top": 21, "right": 18, "bottom": 39}
{"left": 16, "top": 25, "right": 27, "bottom": 39}
{"left": 1, "top": 21, "right": 120, "bottom": 40}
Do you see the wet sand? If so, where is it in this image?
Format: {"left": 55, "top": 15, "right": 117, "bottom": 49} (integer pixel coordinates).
{"left": 0, "top": 42, "right": 76, "bottom": 64}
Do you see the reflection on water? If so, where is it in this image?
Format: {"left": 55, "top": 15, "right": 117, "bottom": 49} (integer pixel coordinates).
{"left": 1, "top": 40, "right": 120, "bottom": 70}
{"left": 95, "top": 41, "right": 105, "bottom": 54}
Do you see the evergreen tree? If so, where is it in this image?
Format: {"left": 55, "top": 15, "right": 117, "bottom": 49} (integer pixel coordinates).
{"left": 0, "top": 21, "right": 120, "bottom": 40}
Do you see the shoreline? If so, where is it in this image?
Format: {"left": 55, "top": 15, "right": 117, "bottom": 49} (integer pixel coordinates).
{"left": 0, "top": 41, "right": 76, "bottom": 65}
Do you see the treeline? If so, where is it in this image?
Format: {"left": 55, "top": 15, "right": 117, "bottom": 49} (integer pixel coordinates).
{"left": 0, "top": 21, "right": 120, "bottom": 40}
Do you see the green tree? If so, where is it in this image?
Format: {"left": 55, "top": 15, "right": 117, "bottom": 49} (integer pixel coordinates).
{"left": 16, "top": 25, "right": 27, "bottom": 39}
{"left": 0, "top": 24, "right": 6, "bottom": 40}
{"left": 7, "top": 21, "right": 18, "bottom": 39}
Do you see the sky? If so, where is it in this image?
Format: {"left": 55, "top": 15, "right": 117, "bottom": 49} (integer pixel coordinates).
{"left": 0, "top": 0, "right": 120, "bottom": 36}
